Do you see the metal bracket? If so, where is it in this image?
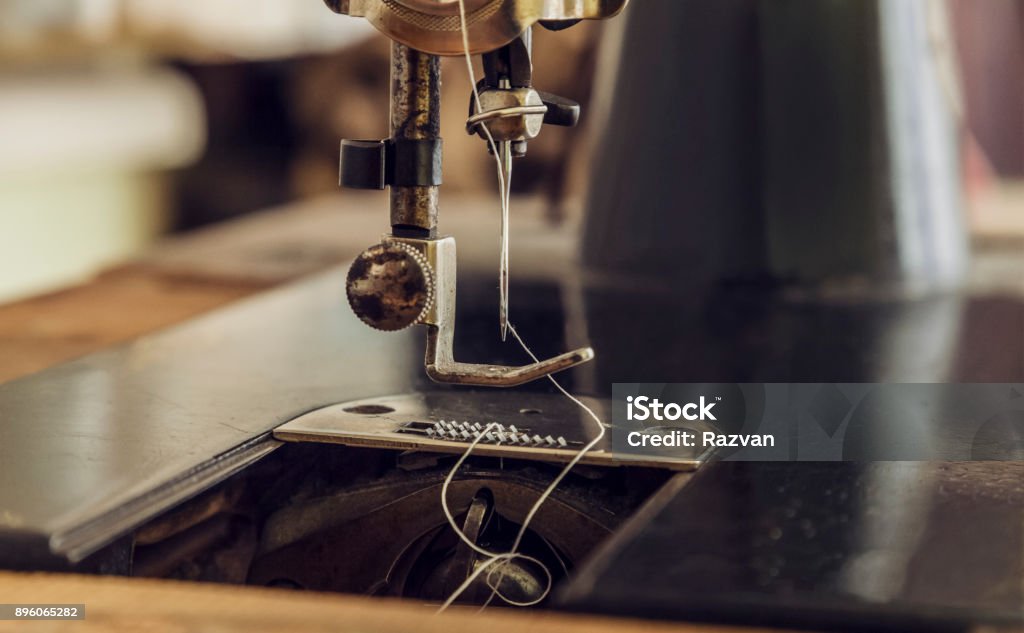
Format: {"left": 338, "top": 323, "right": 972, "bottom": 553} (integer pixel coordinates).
{"left": 388, "top": 235, "right": 594, "bottom": 387}
{"left": 273, "top": 392, "right": 710, "bottom": 470}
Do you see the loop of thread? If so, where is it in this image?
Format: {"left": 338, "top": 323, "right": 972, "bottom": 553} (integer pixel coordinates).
{"left": 435, "top": 0, "right": 608, "bottom": 614}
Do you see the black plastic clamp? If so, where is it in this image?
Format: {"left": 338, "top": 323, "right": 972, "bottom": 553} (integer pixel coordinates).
{"left": 340, "top": 138, "right": 443, "bottom": 190}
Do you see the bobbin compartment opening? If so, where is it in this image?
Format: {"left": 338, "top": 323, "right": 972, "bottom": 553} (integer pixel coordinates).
{"left": 124, "top": 438, "right": 680, "bottom": 609}
{"left": 119, "top": 390, "right": 700, "bottom": 608}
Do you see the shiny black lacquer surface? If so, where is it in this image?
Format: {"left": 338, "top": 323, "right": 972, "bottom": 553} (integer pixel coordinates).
{"left": 560, "top": 461, "right": 1024, "bottom": 631}
{"left": 0, "top": 264, "right": 1022, "bottom": 628}
{"left": 482, "top": 279, "right": 1024, "bottom": 629}
{"left": 0, "top": 271, "right": 418, "bottom": 568}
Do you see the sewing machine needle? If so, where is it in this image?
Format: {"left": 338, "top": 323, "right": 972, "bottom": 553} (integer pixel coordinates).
{"left": 499, "top": 139, "right": 512, "bottom": 342}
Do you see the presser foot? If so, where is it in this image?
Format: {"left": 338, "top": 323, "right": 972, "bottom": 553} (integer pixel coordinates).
{"left": 345, "top": 235, "right": 594, "bottom": 388}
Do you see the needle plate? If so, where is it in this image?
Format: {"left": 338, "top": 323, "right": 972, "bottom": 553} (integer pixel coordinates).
{"left": 274, "top": 391, "right": 711, "bottom": 470}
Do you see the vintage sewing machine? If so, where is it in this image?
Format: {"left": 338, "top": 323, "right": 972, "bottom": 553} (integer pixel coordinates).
{"left": 0, "top": 0, "right": 691, "bottom": 610}
{"left": 0, "top": 1, "right": 1021, "bottom": 629}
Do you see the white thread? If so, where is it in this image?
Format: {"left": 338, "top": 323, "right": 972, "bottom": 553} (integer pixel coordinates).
{"left": 455, "top": 0, "right": 512, "bottom": 340}
{"left": 437, "top": 422, "right": 554, "bottom": 611}
{"left": 436, "top": 2, "right": 608, "bottom": 613}
{"left": 434, "top": 323, "right": 606, "bottom": 610}
{"left": 499, "top": 137, "right": 512, "bottom": 341}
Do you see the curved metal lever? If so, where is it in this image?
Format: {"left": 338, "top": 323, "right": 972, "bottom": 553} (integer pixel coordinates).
{"left": 389, "top": 235, "right": 594, "bottom": 387}
{"left": 426, "top": 330, "right": 594, "bottom": 387}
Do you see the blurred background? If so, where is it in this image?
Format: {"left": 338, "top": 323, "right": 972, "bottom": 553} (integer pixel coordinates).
{"left": 0, "top": 0, "right": 1021, "bottom": 302}
{"left": 0, "top": 0, "right": 604, "bottom": 302}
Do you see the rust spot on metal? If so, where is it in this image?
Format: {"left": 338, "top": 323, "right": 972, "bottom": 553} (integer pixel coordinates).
{"left": 390, "top": 42, "right": 441, "bottom": 231}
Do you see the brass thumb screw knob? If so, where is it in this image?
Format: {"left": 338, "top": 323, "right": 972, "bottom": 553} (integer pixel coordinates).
{"left": 346, "top": 242, "right": 435, "bottom": 332}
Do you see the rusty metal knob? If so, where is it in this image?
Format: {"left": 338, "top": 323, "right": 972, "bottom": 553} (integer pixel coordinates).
{"left": 346, "top": 242, "right": 434, "bottom": 332}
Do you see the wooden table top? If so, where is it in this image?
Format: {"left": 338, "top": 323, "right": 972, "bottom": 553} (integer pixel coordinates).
{"left": 0, "top": 570, "right": 774, "bottom": 633}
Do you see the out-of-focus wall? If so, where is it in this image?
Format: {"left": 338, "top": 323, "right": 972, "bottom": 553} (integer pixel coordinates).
{"left": 0, "top": 0, "right": 376, "bottom": 61}
{"left": 0, "top": 0, "right": 377, "bottom": 301}
{"left": 952, "top": 0, "right": 1024, "bottom": 178}
{"left": 0, "top": 67, "right": 204, "bottom": 302}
